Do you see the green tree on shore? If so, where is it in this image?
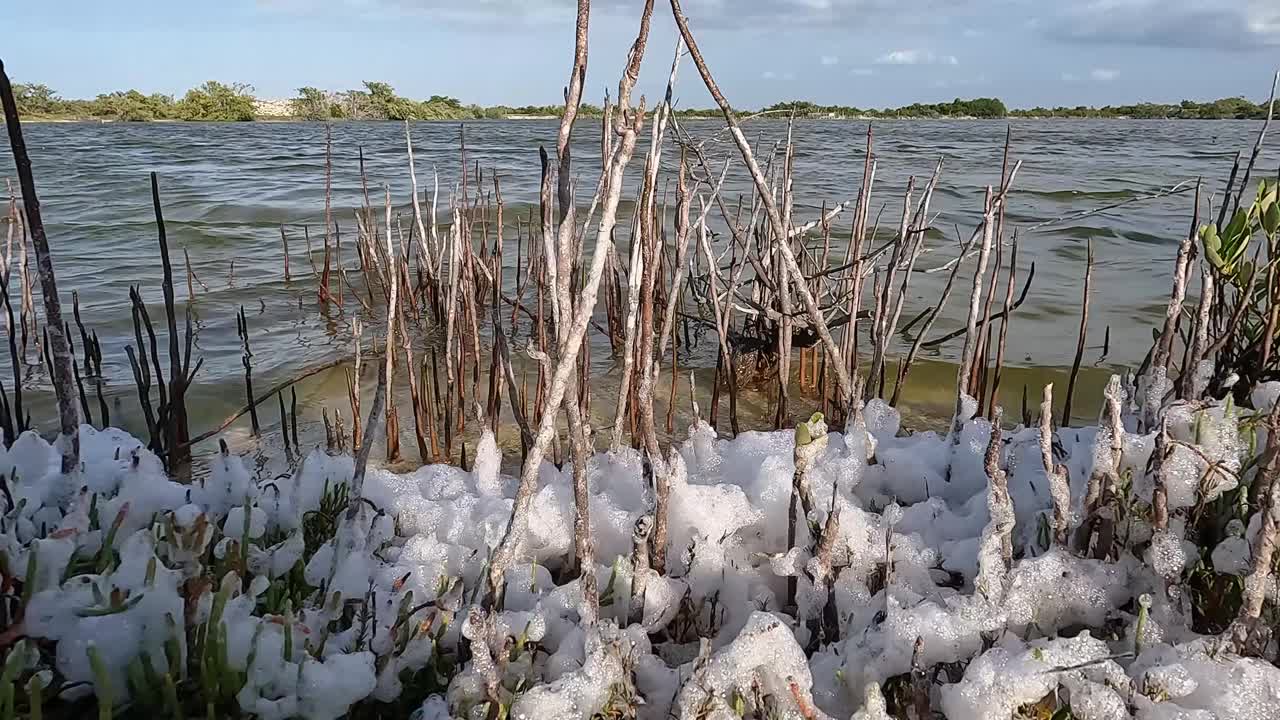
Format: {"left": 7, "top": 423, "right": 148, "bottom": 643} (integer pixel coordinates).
{"left": 176, "top": 81, "right": 256, "bottom": 121}
{"left": 93, "top": 90, "right": 175, "bottom": 121}
{"left": 13, "top": 83, "right": 60, "bottom": 116}
{"left": 363, "top": 81, "right": 418, "bottom": 120}
{"left": 291, "top": 86, "right": 333, "bottom": 121}
{"left": 6, "top": 77, "right": 1273, "bottom": 122}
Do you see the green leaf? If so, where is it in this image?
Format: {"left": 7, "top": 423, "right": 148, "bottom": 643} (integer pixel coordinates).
{"left": 1200, "top": 223, "right": 1220, "bottom": 252}
{"left": 1257, "top": 179, "right": 1276, "bottom": 211}
{"left": 1265, "top": 201, "right": 1280, "bottom": 237}
{"left": 795, "top": 423, "right": 812, "bottom": 447}
{"left": 1223, "top": 208, "right": 1250, "bottom": 250}
{"left": 1238, "top": 259, "right": 1256, "bottom": 287}
{"left": 1203, "top": 241, "right": 1226, "bottom": 271}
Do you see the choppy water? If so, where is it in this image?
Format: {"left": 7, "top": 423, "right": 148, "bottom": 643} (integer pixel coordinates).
{"left": 0, "top": 119, "right": 1274, "bottom": 470}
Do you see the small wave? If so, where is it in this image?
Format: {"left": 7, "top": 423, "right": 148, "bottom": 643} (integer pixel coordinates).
{"left": 1048, "top": 225, "right": 1115, "bottom": 240}
{"left": 1023, "top": 188, "right": 1139, "bottom": 201}
{"left": 1118, "top": 229, "right": 1175, "bottom": 247}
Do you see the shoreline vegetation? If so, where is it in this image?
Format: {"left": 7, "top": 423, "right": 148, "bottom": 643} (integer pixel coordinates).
{"left": 7, "top": 79, "right": 1276, "bottom": 123}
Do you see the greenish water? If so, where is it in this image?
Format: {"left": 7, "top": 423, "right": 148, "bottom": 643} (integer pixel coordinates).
{"left": 0, "top": 118, "right": 1271, "bottom": 472}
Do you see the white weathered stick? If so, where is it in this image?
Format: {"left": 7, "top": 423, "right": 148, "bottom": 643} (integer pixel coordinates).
{"left": 670, "top": 0, "right": 856, "bottom": 404}
{"left": 487, "top": 0, "right": 656, "bottom": 604}
{"left": 1232, "top": 399, "right": 1280, "bottom": 650}
{"left": 1040, "top": 384, "right": 1071, "bottom": 546}
{"left": 405, "top": 121, "right": 436, "bottom": 286}
{"left": 383, "top": 187, "right": 401, "bottom": 461}
{"left": 952, "top": 188, "right": 997, "bottom": 437}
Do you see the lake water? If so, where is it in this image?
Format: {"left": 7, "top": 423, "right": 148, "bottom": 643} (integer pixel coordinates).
{"left": 1, "top": 119, "right": 1275, "bottom": 472}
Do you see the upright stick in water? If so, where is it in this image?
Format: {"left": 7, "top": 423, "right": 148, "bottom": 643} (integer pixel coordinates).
{"left": 383, "top": 187, "right": 401, "bottom": 462}
{"left": 670, "top": 0, "right": 856, "bottom": 405}
{"left": 1061, "top": 238, "right": 1094, "bottom": 427}
{"left": 487, "top": 0, "right": 655, "bottom": 608}
{"left": 952, "top": 189, "right": 997, "bottom": 437}
{"left": 151, "top": 174, "right": 192, "bottom": 469}
{"left": 0, "top": 60, "right": 79, "bottom": 473}
{"left": 1232, "top": 399, "right": 1280, "bottom": 651}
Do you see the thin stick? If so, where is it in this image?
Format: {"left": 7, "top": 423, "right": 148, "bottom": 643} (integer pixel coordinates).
{"left": 610, "top": 209, "right": 645, "bottom": 452}
{"left": 1229, "top": 72, "right": 1278, "bottom": 221}
{"left": 1061, "top": 240, "right": 1094, "bottom": 427}
{"left": 670, "top": 0, "right": 855, "bottom": 404}
{"left": 319, "top": 125, "right": 334, "bottom": 305}
{"left": 952, "top": 188, "right": 997, "bottom": 436}
{"left": 0, "top": 60, "right": 78, "bottom": 472}
{"left": 1231, "top": 399, "right": 1280, "bottom": 651}
{"left": 1152, "top": 182, "right": 1199, "bottom": 377}
{"left": 237, "top": 306, "right": 259, "bottom": 435}
{"left": 552, "top": 0, "right": 600, "bottom": 623}
{"left": 348, "top": 319, "right": 363, "bottom": 450}
{"left": 0, "top": 273, "right": 24, "bottom": 436}
{"left": 1177, "top": 266, "right": 1214, "bottom": 401}
{"left": 280, "top": 225, "right": 291, "bottom": 283}
{"left": 152, "top": 173, "right": 191, "bottom": 468}
{"left": 890, "top": 232, "right": 972, "bottom": 407}
{"left": 346, "top": 363, "right": 388, "bottom": 523}
{"left": 988, "top": 233, "right": 1019, "bottom": 415}
{"left": 72, "top": 347, "right": 91, "bottom": 427}
{"left": 278, "top": 391, "right": 292, "bottom": 456}
{"left": 383, "top": 187, "right": 401, "bottom": 462}
{"left": 406, "top": 120, "right": 437, "bottom": 296}
{"left": 919, "top": 267, "right": 1035, "bottom": 348}
{"left": 488, "top": 0, "right": 654, "bottom": 606}
{"left": 1040, "top": 384, "right": 1070, "bottom": 546}
{"left": 177, "top": 357, "right": 346, "bottom": 451}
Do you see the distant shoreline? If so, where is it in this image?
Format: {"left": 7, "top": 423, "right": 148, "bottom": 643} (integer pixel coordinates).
{"left": 11, "top": 81, "right": 1270, "bottom": 123}
{"left": 12, "top": 114, "right": 1268, "bottom": 124}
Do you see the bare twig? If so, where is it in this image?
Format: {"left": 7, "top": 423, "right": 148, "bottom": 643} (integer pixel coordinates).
{"left": 0, "top": 60, "right": 78, "bottom": 472}
{"left": 1061, "top": 240, "right": 1094, "bottom": 426}
{"left": 670, "top": 0, "right": 856, "bottom": 404}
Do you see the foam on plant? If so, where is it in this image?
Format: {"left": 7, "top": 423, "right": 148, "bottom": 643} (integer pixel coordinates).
{"left": 4, "top": 377, "right": 1279, "bottom": 719}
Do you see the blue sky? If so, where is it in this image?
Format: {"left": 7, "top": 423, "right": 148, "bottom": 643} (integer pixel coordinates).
{"left": 6, "top": 0, "right": 1279, "bottom": 108}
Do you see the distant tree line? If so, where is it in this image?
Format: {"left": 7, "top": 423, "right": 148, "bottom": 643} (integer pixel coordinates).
{"left": 756, "top": 96, "right": 1271, "bottom": 120}
{"left": 13, "top": 81, "right": 256, "bottom": 121}
{"left": 10, "top": 80, "right": 1274, "bottom": 122}
{"left": 287, "top": 83, "right": 594, "bottom": 121}
{"left": 1007, "top": 97, "right": 1268, "bottom": 119}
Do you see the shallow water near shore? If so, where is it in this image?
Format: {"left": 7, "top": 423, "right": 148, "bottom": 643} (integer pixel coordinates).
{"left": 0, "top": 118, "right": 1273, "bottom": 467}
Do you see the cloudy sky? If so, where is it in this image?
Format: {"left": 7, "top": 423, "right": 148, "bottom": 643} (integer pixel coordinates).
{"left": 7, "top": 0, "right": 1279, "bottom": 108}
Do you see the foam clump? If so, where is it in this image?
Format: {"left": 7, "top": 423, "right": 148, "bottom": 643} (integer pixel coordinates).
{"left": 939, "top": 633, "right": 1120, "bottom": 720}
{"left": 4, "top": 377, "right": 1277, "bottom": 719}
{"left": 673, "top": 611, "right": 829, "bottom": 720}
{"left": 1131, "top": 641, "right": 1280, "bottom": 719}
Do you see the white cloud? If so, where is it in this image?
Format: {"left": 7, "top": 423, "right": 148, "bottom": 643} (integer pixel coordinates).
{"left": 875, "top": 49, "right": 958, "bottom": 65}
{"left": 876, "top": 49, "right": 924, "bottom": 64}
{"left": 1061, "top": 72, "right": 1079, "bottom": 82}
{"left": 267, "top": 1, "right": 1280, "bottom": 50}
{"left": 761, "top": 70, "right": 795, "bottom": 81}
{"left": 295, "top": 0, "right": 964, "bottom": 30}
{"left": 1050, "top": 0, "right": 1279, "bottom": 49}
{"left": 820, "top": 55, "right": 840, "bottom": 65}
{"left": 1090, "top": 68, "right": 1120, "bottom": 81}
